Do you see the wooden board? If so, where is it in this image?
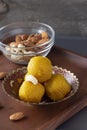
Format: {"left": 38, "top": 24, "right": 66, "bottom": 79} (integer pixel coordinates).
{"left": 0, "top": 46, "right": 87, "bottom": 130}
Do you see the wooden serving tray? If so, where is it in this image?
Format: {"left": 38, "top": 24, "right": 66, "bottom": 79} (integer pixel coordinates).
{"left": 0, "top": 45, "right": 87, "bottom": 130}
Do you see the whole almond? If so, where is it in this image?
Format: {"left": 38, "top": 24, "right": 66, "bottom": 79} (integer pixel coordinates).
{"left": 15, "top": 35, "right": 22, "bottom": 42}
{"left": 41, "top": 31, "right": 49, "bottom": 38}
{"left": 37, "top": 38, "right": 49, "bottom": 44}
{"left": 20, "top": 34, "right": 28, "bottom": 40}
{"left": 9, "top": 112, "right": 24, "bottom": 121}
{"left": 0, "top": 72, "right": 7, "bottom": 79}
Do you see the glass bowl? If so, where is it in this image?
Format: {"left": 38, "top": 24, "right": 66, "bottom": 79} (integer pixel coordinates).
{"left": 2, "top": 66, "right": 79, "bottom": 106}
{"left": 0, "top": 22, "right": 55, "bottom": 65}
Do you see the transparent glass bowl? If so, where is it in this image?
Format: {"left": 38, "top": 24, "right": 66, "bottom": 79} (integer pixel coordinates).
{"left": 0, "top": 22, "right": 55, "bottom": 64}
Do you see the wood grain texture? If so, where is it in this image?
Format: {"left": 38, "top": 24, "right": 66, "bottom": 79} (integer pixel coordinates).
{"left": 0, "top": 46, "right": 87, "bottom": 130}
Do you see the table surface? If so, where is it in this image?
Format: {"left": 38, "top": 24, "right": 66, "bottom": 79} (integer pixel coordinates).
{"left": 0, "top": 0, "right": 87, "bottom": 129}
{"left": 55, "top": 36, "right": 87, "bottom": 130}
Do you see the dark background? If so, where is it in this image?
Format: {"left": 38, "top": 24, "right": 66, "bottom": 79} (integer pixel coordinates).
{"left": 1, "top": 0, "right": 87, "bottom": 37}
{"left": 0, "top": 0, "right": 87, "bottom": 130}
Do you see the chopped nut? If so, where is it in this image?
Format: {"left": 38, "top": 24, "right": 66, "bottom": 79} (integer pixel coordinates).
{"left": 0, "top": 72, "right": 7, "bottom": 79}
{"left": 25, "top": 74, "right": 38, "bottom": 85}
{"left": 10, "top": 80, "right": 14, "bottom": 87}
{"left": 9, "top": 112, "right": 25, "bottom": 121}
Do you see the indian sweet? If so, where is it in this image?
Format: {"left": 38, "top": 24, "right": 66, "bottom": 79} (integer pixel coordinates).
{"left": 44, "top": 74, "right": 71, "bottom": 101}
{"left": 18, "top": 56, "right": 72, "bottom": 103}
{"left": 27, "top": 56, "right": 52, "bottom": 82}
{"left": 19, "top": 81, "right": 45, "bottom": 103}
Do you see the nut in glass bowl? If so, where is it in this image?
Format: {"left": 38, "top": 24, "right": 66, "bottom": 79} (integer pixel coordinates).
{"left": 0, "top": 22, "right": 55, "bottom": 65}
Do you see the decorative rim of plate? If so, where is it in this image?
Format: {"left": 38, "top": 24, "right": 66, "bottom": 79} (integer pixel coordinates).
{"left": 2, "top": 66, "right": 79, "bottom": 106}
